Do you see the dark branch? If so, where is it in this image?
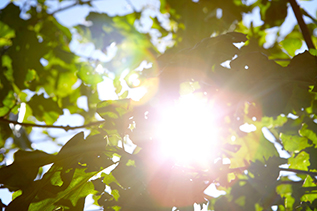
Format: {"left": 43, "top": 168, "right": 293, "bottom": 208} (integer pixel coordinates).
{"left": 289, "top": 0, "right": 315, "bottom": 49}
{"left": 50, "top": 2, "right": 79, "bottom": 15}
{"left": 271, "top": 58, "right": 291, "bottom": 62}
{"left": 0, "top": 118, "right": 105, "bottom": 131}
{"left": 50, "top": 0, "right": 95, "bottom": 15}
{"left": 279, "top": 167, "right": 317, "bottom": 177}
{"left": 125, "top": 0, "right": 138, "bottom": 12}
{"left": 301, "top": 8, "right": 317, "bottom": 25}
{"left": 228, "top": 167, "right": 317, "bottom": 178}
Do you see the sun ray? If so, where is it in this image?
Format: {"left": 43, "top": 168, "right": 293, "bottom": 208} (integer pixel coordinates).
{"left": 155, "top": 94, "right": 219, "bottom": 168}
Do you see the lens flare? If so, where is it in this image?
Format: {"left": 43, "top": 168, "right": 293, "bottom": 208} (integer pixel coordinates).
{"left": 156, "top": 94, "right": 218, "bottom": 167}
{"left": 128, "top": 73, "right": 141, "bottom": 87}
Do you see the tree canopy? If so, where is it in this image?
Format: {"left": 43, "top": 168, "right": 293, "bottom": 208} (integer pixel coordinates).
{"left": 1, "top": 0, "right": 317, "bottom": 210}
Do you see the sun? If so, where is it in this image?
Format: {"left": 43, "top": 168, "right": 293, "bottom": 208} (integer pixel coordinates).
{"left": 155, "top": 93, "right": 219, "bottom": 168}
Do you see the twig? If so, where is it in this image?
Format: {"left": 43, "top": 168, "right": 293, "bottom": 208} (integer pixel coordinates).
{"left": 289, "top": 0, "right": 315, "bottom": 49}
{"left": 0, "top": 118, "right": 105, "bottom": 131}
{"left": 50, "top": 0, "right": 94, "bottom": 16}
{"left": 228, "top": 167, "right": 317, "bottom": 178}
{"left": 301, "top": 8, "right": 317, "bottom": 25}
{"left": 279, "top": 167, "right": 317, "bottom": 177}
{"left": 125, "top": 0, "right": 138, "bottom": 12}
{"left": 50, "top": 2, "right": 79, "bottom": 15}
{"left": 271, "top": 58, "right": 291, "bottom": 62}
{"left": 266, "top": 128, "right": 283, "bottom": 146}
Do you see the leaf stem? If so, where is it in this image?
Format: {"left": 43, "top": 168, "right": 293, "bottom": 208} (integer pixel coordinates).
{"left": 289, "top": 0, "right": 315, "bottom": 49}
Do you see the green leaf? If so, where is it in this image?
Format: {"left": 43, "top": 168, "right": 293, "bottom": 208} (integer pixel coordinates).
{"left": 113, "top": 77, "right": 122, "bottom": 94}
{"left": 0, "top": 21, "right": 15, "bottom": 47}
{"left": 288, "top": 151, "right": 310, "bottom": 170}
{"left": 119, "top": 90, "right": 129, "bottom": 99}
{"left": 276, "top": 184, "right": 295, "bottom": 208}
{"left": 179, "top": 81, "right": 200, "bottom": 95}
{"left": 2, "top": 94, "right": 15, "bottom": 110}
{"left": 228, "top": 127, "right": 278, "bottom": 168}
{"left": 102, "top": 172, "right": 119, "bottom": 186}
{"left": 108, "top": 134, "right": 121, "bottom": 146}
{"left": 151, "top": 16, "right": 169, "bottom": 37}
{"left": 280, "top": 38, "right": 302, "bottom": 57}
{"left": 303, "top": 147, "right": 317, "bottom": 170}
{"left": 299, "top": 123, "right": 317, "bottom": 145}
{"left": 28, "top": 94, "right": 63, "bottom": 124}
{"left": 126, "top": 159, "right": 136, "bottom": 167}
{"left": 12, "top": 190, "right": 22, "bottom": 200}
{"left": 309, "top": 49, "right": 317, "bottom": 56}
{"left": 261, "top": 115, "right": 288, "bottom": 128}
{"left": 280, "top": 134, "right": 311, "bottom": 152}
{"left": 77, "top": 64, "right": 103, "bottom": 86}
{"left": 111, "top": 189, "right": 120, "bottom": 201}
{"left": 55, "top": 71, "right": 78, "bottom": 98}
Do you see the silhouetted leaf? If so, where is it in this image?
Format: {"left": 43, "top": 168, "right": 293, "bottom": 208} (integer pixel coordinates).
{"left": 97, "top": 99, "right": 132, "bottom": 120}
{"left": 0, "top": 150, "right": 55, "bottom": 191}
{"left": 28, "top": 168, "right": 96, "bottom": 211}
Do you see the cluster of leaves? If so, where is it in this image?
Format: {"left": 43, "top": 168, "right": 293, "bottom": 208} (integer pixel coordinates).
{"left": 1, "top": 0, "right": 317, "bottom": 210}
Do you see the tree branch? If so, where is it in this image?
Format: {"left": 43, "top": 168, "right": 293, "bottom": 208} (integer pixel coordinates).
{"left": 279, "top": 167, "right": 317, "bottom": 177}
{"left": 0, "top": 118, "right": 105, "bottom": 131}
{"left": 49, "top": 0, "right": 96, "bottom": 15}
{"left": 228, "top": 167, "right": 317, "bottom": 178}
{"left": 289, "top": 0, "right": 315, "bottom": 49}
{"left": 50, "top": 2, "right": 79, "bottom": 15}
{"left": 301, "top": 8, "right": 317, "bottom": 25}
{"left": 125, "top": 0, "right": 138, "bottom": 12}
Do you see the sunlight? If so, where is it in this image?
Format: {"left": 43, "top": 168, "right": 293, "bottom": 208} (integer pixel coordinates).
{"left": 156, "top": 94, "right": 218, "bottom": 167}
{"left": 128, "top": 73, "right": 141, "bottom": 87}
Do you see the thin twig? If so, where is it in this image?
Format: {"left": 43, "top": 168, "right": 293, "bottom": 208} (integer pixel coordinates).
{"left": 271, "top": 58, "right": 291, "bottom": 62}
{"left": 125, "top": 0, "right": 138, "bottom": 12}
{"left": 279, "top": 167, "right": 317, "bottom": 177}
{"left": 289, "top": 0, "right": 315, "bottom": 49}
{"left": 229, "top": 167, "right": 317, "bottom": 178}
{"left": 301, "top": 8, "right": 317, "bottom": 25}
{"left": 0, "top": 118, "right": 105, "bottom": 131}
{"left": 50, "top": 0, "right": 94, "bottom": 16}
{"left": 50, "top": 2, "right": 79, "bottom": 15}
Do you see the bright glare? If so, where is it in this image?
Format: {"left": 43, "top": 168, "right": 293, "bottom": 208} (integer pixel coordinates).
{"left": 95, "top": 64, "right": 104, "bottom": 74}
{"left": 128, "top": 73, "right": 141, "bottom": 87}
{"left": 156, "top": 94, "right": 218, "bottom": 167}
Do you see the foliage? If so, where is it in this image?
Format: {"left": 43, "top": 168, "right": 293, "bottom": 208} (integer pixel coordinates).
{"left": 1, "top": 0, "right": 317, "bottom": 210}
